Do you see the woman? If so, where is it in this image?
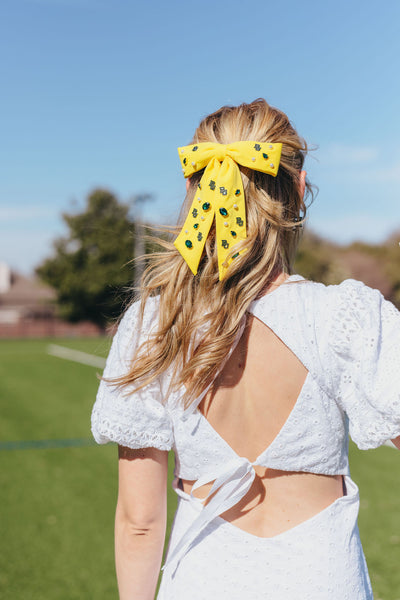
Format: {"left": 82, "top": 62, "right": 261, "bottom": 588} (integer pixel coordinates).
{"left": 91, "top": 98, "right": 400, "bottom": 600}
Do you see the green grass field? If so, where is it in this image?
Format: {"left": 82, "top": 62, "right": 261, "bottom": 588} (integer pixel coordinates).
{"left": 0, "top": 338, "right": 399, "bottom": 599}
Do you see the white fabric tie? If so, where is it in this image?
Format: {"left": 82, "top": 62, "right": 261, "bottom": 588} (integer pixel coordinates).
{"left": 162, "top": 456, "right": 256, "bottom": 574}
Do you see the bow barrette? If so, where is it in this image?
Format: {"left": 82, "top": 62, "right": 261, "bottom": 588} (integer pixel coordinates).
{"left": 174, "top": 141, "right": 282, "bottom": 280}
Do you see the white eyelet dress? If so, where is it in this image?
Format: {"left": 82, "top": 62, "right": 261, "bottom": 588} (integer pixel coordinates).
{"left": 91, "top": 274, "right": 400, "bottom": 600}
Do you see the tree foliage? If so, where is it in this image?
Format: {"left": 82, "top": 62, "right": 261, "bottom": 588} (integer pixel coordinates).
{"left": 295, "top": 228, "right": 400, "bottom": 309}
{"left": 294, "top": 230, "right": 349, "bottom": 285}
{"left": 383, "top": 229, "right": 400, "bottom": 305}
{"left": 36, "top": 189, "right": 135, "bottom": 327}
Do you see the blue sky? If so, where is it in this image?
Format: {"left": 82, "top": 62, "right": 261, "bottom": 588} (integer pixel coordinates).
{"left": 1, "top": 0, "right": 399, "bottom": 274}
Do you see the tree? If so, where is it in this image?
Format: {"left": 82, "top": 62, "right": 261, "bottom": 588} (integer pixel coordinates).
{"left": 36, "top": 188, "right": 136, "bottom": 328}
{"left": 383, "top": 229, "right": 400, "bottom": 306}
{"left": 294, "top": 230, "right": 348, "bottom": 285}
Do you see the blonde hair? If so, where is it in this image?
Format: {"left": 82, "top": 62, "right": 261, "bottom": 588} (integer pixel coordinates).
{"left": 107, "top": 98, "right": 313, "bottom": 409}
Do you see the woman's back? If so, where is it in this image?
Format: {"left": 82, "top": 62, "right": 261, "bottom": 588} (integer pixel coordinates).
{"left": 183, "top": 275, "right": 344, "bottom": 539}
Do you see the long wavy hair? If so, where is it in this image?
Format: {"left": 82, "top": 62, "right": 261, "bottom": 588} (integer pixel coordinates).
{"left": 106, "top": 98, "right": 313, "bottom": 409}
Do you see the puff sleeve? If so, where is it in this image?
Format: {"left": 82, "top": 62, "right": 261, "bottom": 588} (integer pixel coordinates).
{"left": 329, "top": 279, "right": 400, "bottom": 450}
{"left": 90, "top": 297, "right": 174, "bottom": 451}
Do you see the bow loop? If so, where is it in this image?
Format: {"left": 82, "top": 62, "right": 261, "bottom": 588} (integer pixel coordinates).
{"left": 175, "top": 141, "right": 282, "bottom": 280}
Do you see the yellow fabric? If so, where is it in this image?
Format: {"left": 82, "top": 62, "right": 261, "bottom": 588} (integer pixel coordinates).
{"left": 174, "top": 141, "right": 282, "bottom": 280}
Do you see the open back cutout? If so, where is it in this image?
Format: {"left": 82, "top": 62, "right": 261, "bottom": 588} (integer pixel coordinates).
{"left": 197, "top": 312, "right": 310, "bottom": 464}
{"left": 182, "top": 312, "right": 346, "bottom": 539}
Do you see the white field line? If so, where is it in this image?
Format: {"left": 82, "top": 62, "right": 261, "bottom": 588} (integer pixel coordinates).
{"left": 47, "top": 344, "right": 106, "bottom": 369}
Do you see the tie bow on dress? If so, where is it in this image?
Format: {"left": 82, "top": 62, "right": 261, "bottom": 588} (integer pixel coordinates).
{"left": 162, "top": 456, "right": 256, "bottom": 573}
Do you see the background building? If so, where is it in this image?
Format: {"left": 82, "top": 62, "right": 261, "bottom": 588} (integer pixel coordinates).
{"left": 0, "top": 262, "right": 101, "bottom": 338}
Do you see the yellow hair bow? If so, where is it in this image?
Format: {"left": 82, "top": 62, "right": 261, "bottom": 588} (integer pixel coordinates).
{"left": 174, "top": 141, "right": 282, "bottom": 280}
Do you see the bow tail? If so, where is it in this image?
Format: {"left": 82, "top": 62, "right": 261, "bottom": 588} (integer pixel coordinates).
{"left": 174, "top": 161, "right": 219, "bottom": 276}
{"left": 162, "top": 458, "right": 255, "bottom": 575}
{"left": 214, "top": 157, "right": 247, "bottom": 280}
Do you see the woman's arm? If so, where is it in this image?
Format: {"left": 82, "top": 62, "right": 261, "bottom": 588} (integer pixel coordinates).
{"left": 115, "top": 445, "right": 169, "bottom": 600}
{"left": 391, "top": 436, "right": 400, "bottom": 449}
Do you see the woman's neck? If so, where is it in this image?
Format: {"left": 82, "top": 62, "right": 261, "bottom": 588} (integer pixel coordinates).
{"left": 259, "top": 267, "right": 290, "bottom": 297}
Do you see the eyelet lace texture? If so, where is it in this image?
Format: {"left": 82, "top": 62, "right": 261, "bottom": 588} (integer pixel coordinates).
{"left": 91, "top": 297, "right": 174, "bottom": 451}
